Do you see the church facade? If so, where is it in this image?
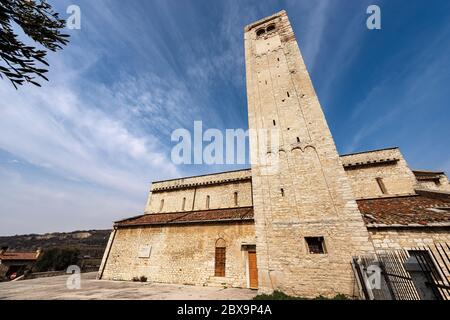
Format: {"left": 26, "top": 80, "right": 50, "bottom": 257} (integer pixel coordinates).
{"left": 98, "top": 11, "right": 450, "bottom": 298}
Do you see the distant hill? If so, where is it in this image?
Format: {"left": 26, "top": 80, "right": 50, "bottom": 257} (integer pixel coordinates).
{"left": 0, "top": 230, "right": 111, "bottom": 258}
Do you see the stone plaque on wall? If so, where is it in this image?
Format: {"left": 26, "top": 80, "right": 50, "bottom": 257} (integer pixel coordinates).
{"left": 138, "top": 245, "right": 151, "bottom": 258}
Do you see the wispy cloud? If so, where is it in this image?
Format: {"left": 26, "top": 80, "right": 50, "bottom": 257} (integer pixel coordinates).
{"left": 0, "top": 58, "right": 183, "bottom": 235}
{"left": 1, "top": 0, "right": 449, "bottom": 235}
{"left": 286, "top": 0, "right": 337, "bottom": 72}
{"left": 346, "top": 19, "right": 450, "bottom": 155}
{"left": 0, "top": 168, "right": 141, "bottom": 235}
{"left": 0, "top": 0, "right": 257, "bottom": 235}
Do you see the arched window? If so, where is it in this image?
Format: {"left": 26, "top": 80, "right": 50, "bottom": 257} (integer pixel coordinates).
{"left": 206, "top": 195, "right": 210, "bottom": 209}
{"left": 256, "top": 28, "right": 265, "bottom": 37}
{"left": 215, "top": 239, "right": 226, "bottom": 277}
{"left": 266, "top": 24, "right": 276, "bottom": 33}
{"left": 234, "top": 191, "right": 239, "bottom": 206}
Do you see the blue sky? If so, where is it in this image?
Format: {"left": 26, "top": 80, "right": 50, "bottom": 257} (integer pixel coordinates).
{"left": 0, "top": 0, "right": 449, "bottom": 236}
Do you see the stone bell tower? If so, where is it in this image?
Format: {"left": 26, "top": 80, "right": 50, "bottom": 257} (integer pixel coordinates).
{"left": 245, "top": 11, "right": 374, "bottom": 297}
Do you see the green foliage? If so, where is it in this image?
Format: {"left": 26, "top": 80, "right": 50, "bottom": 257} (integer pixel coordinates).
{"left": 317, "top": 293, "right": 349, "bottom": 300}
{"left": 34, "top": 248, "right": 80, "bottom": 272}
{"left": 0, "top": 0, "right": 69, "bottom": 88}
{"left": 0, "top": 230, "right": 110, "bottom": 255}
{"left": 253, "top": 290, "right": 349, "bottom": 300}
{"left": 132, "top": 276, "right": 148, "bottom": 282}
{"left": 253, "top": 291, "right": 306, "bottom": 300}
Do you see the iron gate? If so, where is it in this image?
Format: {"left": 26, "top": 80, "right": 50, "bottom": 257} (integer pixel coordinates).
{"left": 353, "top": 243, "right": 450, "bottom": 300}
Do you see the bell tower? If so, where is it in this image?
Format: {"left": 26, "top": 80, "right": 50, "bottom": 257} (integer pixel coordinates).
{"left": 245, "top": 11, "right": 374, "bottom": 297}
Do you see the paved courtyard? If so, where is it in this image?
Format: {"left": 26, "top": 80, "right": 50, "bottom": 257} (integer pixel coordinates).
{"left": 0, "top": 272, "right": 256, "bottom": 300}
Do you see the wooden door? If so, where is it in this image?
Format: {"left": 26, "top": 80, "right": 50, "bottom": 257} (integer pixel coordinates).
{"left": 215, "top": 247, "right": 226, "bottom": 277}
{"left": 248, "top": 251, "right": 258, "bottom": 289}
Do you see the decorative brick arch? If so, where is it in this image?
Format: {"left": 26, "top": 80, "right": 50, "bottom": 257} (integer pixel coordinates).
{"left": 215, "top": 238, "right": 226, "bottom": 248}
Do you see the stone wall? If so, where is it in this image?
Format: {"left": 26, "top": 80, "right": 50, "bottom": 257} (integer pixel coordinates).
{"left": 341, "top": 148, "right": 417, "bottom": 199}
{"left": 415, "top": 173, "right": 450, "bottom": 192}
{"left": 244, "top": 11, "right": 374, "bottom": 298}
{"left": 368, "top": 227, "right": 450, "bottom": 277}
{"left": 101, "top": 222, "right": 256, "bottom": 288}
{"left": 99, "top": 10, "right": 449, "bottom": 299}
{"left": 151, "top": 169, "right": 252, "bottom": 190}
{"left": 142, "top": 148, "right": 448, "bottom": 215}
{"left": 143, "top": 149, "right": 448, "bottom": 215}
{"left": 145, "top": 170, "right": 253, "bottom": 213}
{"left": 368, "top": 227, "right": 450, "bottom": 250}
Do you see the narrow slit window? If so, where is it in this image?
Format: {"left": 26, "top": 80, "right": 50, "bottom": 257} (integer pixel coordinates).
{"left": 273, "top": 120, "right": 276, "bottom": 126}
{"left": 206, "top": 195, "right": 210, "bottom": 209}
{"left": 287, "top": 92, "right": 290, "bottom": 97}
{"left": 305, "top": 237, "right": 326, "bottom": 254}
{"left": 182, "top": 197, "right": 186, "bottom": 211}
{"left": 281, "top": 188, "right": 285, "bottom": 197}
{"left": 159, "top": 199, "right": 164, "bottom": 212}
{"left": 297, "top": 137, "right": 300, "bottom": 143}
{"left": 234, "top": 192, "right": 238, "bottom": 206}
{"left": 376, "top": 177, "right": 388, "bottom": 194}
{"left": 277, "top": 58, "right": 280, "bottom": 61}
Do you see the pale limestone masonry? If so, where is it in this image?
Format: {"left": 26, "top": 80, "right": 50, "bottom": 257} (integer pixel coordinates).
{"left": 99, "top": 11, "right": 450, "bottom": 298}
{"left": 101, "top": 223, "right": 255, "bottom": 288}
{"left": 368, "top": 228, "right": 450, "bottom": 251}
{"left": 414, "top": 170, "right": 450, "bottom": 192}
{"left": 244, "top": 11, "right": 374, "bottom": 297}
{"left": 368, "top": 227, "right": 450, "bottom": 284}
{"left": 145, "top": 169, "right": 252, "bottom": 213}
{"left": 143, "top": 149, "right": 449, "bottom": 217}
{"left": 341, "top": 148, "right": 418, "bottom": 199}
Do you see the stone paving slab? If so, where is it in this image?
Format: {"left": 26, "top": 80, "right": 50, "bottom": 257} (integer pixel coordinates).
{"left": 0, "top": 272, "right": 256, "bottom": 300}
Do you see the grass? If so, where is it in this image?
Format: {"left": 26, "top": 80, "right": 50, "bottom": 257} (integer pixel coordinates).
{"left": 253, "top": 290, "right": 349, "bottom": 300}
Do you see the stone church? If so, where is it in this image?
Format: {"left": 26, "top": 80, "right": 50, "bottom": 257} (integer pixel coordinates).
{"left": 98, "top": 11, "right": 450, "bottom": 298}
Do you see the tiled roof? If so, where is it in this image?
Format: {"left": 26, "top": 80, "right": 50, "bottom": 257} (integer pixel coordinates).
{"left": 357, "top": 195, "right": 450, "bottom": 227}
{"left": 116, "top": 206, "right": 254, "bottom": 227}
{"left": 413, "top": 169, "right": 445, "bottom": 175}
{"left": 0, "top": 252, "right": 38, "bottom": 261}
{"left": 116, "top": 195, "right": 450, "bottom": 228}
{"left": 342, "top": 158, "right": 399, "bottom": 169}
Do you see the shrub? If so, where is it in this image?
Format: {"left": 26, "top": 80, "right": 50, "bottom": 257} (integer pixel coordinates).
{"left": 253, "top": 290, "right": 349, "bottom": 300}
{"left": 140, "top": 276, "right": 147, "bottom": 282}
{"left": 253, "top": 291, "right": 305, "bottom": 300}
{"left": 34, "top": 248, "right": 80, "bottom": 272}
